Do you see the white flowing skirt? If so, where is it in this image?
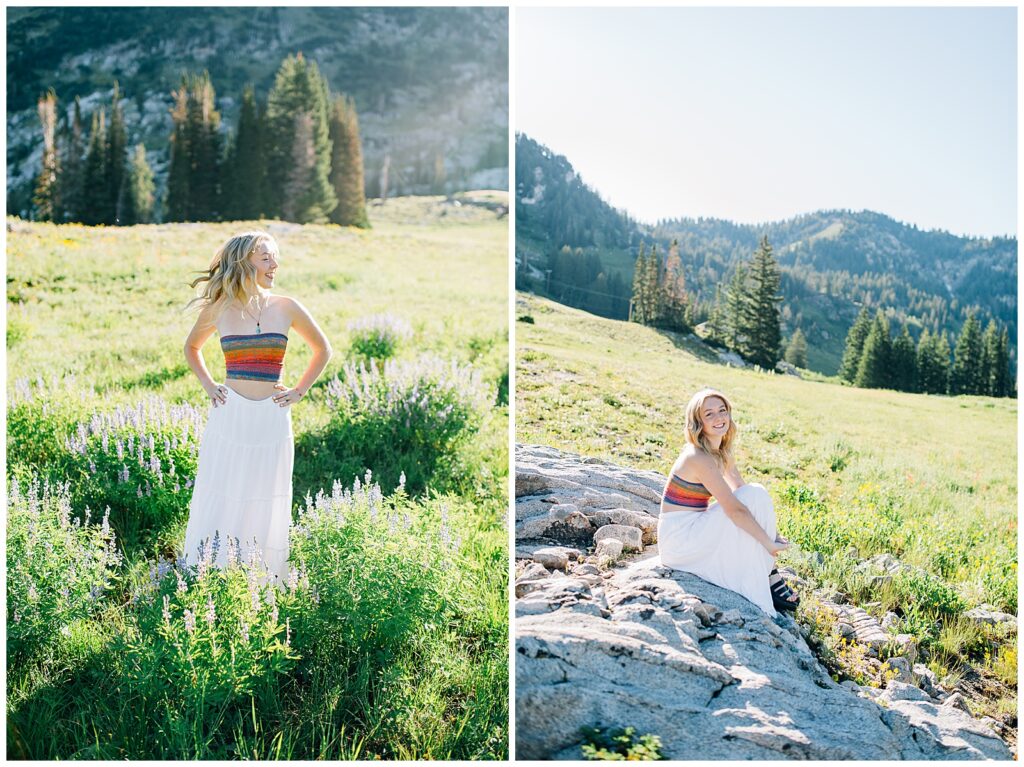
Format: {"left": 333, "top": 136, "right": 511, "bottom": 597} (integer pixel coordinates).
{"left": 658, "top": 482, "right": 777, "bottom": 617}
{"left": 182, "top": 388, "right": 293, "bottom": 586}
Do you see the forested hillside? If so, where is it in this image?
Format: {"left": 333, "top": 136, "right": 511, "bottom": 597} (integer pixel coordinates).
{"left": 514, "top": 133, "right": 1017, "bottom": 376}
{"left": 7, "top": 7, "right": 508, "bottom": 216}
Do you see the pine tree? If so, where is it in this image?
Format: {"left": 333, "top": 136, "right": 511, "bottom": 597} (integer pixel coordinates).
{"left": 784, "top": 328, "right": 808, "bottom": 368}
{"left": 32, "top": 89, "right": 60, "bottom": 222}
{"left": 891, "top": 323, "right": 918, "bottom": 392}
{"left": 740, "top": 236, "right": 783, "bottom": 368}
{"left": 916, "top": 328, "right": 951, "bottom": 395}
{"left": 106, "top": 82, "right": 128, "bottom": 224}
{"left": 660, "top": 238, "right": 688, "bottom": 331}
{"left": 223, "top": 85, "right": 267, "bottom": 220}
{"left": 59, "top": 97, "right": 86, "bottom": 223}
{"left": 725, "top": 262, "right": 749, "bottom": 352}
{"left": 630, "top": 242, "right": 647, "bottom": 324}
{"left": 705, "top": 286, "right": 728, "bottom": 345}
{"left": 186, "top": 72, "right": 221, "bottom": 220}
{"left": 265, "top": 53, "right": 337, "bottom": 222}
{"left": 994, "top": 326, "right": 1012, "bottom": 398}
{"left": 644, "top": 244, "right": 662, "bottom": 326}
{"left": 950, "top": 312, "right": 984, "bottom": 395}
{"left": 854, "top": 310, "right": 892, "bottom": 389}
{"left": 328, "top": 94, "right": 370, "bottom": 228}
{"left": 81, "top": 108, "right": 107, "bottom": 225}
{"left": 282, "top": 111, "right": 316, "bottom": 223}
{"left": 166, "top": 84, "right": 190, "bottom": 222}
{"left": 123, "top": 144, "right": 155, "bottom": 224}
{"left": 839, "top": 306, "right": 872, "bottom": 383}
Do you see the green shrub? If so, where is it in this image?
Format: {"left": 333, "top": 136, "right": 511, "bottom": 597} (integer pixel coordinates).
{"left": 7, "top": 476, "right": 121, "bottom": 666}
{"left": 60, "top": 395, "right": 204, "bottom": 556}
{"left": 347, "top": 313, "right": 412, "bottom": 363}
{"left": 579, "top": 725, "right": 665, "bottom": 761}
{"left": 317, "top": 354, "right": 490, "bottom": 494}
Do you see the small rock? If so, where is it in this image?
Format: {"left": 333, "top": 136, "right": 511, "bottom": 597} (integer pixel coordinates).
{"left": 519, "top": 562, "right": 549, "bottom": 581}
{"left": 882, "top": 679, "right": 932, "bottom": 703}
{"left": 885, "top": 656, "right": 914, "bottom": 684}
{"left": 547, "top": 503, "right": 580, "bottom": 521}
{"left": 837, "top": 622, "right": 856, "bottom": 640}
{"left": 593, "top": 524, "right": 642, "bottom": 551}
{"left": 693, "top": 602, "right": 722, "bottom": 627}
{"left": 515, "top": 579, "right": 549, "bottom": 598}
{"left": 573, "top": 563, "right": 601, "bottom": 576}
{"left": 841, "top": 679, "right": 861, "bottom": 692}
{"left": 595, "top": 538, "right": 624, "bottom": 560}
{"left": 880, "top": 612, "right": 899, "bottom": 630}
{"left": 719, "top": 608, "right": 744, "bottom": 626}
{"left": 964, "top": 605, "right": 1017, "bottom": 631}
{"left": 868, "top": 574, "right": 893, "bottom": 588}
{"left": 893, "top": 634, "right": 917, "bottom": 664}
{"left": 532, "top": 547, "right": 569, "bottom": 571}
{"left": 943, "top": 692, "right": 971, "bottom": 714}
{"left": 913, "top": 663, "right": 939, "bottom": 697}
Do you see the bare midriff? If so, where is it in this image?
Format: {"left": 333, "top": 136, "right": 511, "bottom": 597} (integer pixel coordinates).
{"left": 224, "top": 378, "right": 281, "bottom": 402}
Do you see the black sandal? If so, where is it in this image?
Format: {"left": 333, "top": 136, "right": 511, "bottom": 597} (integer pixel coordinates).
{"left": 770, "top": 568, "right": 800, "bottom": 612}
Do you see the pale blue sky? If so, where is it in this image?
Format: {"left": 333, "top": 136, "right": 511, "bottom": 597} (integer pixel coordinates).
{"left": 518, "top": 7, "right": 1017, "bottom": 238}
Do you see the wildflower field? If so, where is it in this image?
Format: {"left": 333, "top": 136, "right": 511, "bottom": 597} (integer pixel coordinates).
{"left": 5, "top": 196, "right": 509, "bottom": 759}
{"left": 516, "top": 293, "right": 1017, "bottom": 728}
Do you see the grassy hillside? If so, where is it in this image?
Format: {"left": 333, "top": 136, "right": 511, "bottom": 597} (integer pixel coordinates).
{"left": 516, "top": 292, "right": 1016, "bottom": 726}
{"left": 6, "top": 198, "right": 508, "bottom": 759}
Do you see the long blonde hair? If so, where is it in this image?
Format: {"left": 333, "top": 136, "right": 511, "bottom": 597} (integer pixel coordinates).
{"left": 184, "top": 231, "right": 276, "bottom": 314}
{"left": 685, "top": 388, "right": 737, "bottom": 468}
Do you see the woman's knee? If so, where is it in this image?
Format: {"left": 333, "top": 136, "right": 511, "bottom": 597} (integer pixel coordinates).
{"left": 736, "top": 483, "right": 775, "bottom": 519}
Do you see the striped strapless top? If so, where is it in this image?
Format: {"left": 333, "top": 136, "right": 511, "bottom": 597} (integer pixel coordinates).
{"left": 662, "top": 473, "right": 713, "bottom": 511}
{"left": 221, "top": 332, "right": 288, "bottom": 383}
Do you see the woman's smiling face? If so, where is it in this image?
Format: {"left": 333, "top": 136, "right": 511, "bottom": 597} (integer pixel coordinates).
{"left": 249, "top": 239, "right": 279, "bottom": 288}
{"left": 700, "top": 396, "right": 731, "bottom": 437}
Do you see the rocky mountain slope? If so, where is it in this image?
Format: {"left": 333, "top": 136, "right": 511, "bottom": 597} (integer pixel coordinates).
{"left": 514, "top": 444, "right": 1013, "bottom": 760}
{"left": 7, "top": 7, "right": 508, "bottom": 215}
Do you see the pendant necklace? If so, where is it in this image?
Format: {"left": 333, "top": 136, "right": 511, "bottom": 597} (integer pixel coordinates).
{"left": 256, "top": 293, "right": 266, "bottom": 334}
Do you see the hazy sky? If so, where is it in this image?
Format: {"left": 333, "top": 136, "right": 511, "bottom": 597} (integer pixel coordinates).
{"left": 518, "top": 7, "right": 1017, "bottom": 238}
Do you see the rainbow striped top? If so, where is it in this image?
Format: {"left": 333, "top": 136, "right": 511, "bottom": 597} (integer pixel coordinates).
{"left": 662, "top": 473, "right": 713, "bottom": 511}
{"left": 221, "top": 332, "right": 288, "bottom": 382}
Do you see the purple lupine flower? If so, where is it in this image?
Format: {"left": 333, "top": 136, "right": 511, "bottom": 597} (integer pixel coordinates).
{"left": 175, "top": 569, "right": 187, "bottom": 595}
{"left": 183, "top": 608, "right": 196, "bottom": 634}
{"left": 204, "top": 595, "right": 216, "bottom": 627}
{"left": 116, "top": 439, "right": 124, "bottom": 461}
{"left": 239, "top": 620, "right": 250, "bottom": 643}
{"left": 162, "top": 595, "right": 172, "bottom": 626}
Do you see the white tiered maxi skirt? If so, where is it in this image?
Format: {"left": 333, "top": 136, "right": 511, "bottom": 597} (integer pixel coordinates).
{"left": 182, "top": 387, "right": 293, "bottom": 586}
{"left": 658, "top": 482, "right": 777, "bottom": 617}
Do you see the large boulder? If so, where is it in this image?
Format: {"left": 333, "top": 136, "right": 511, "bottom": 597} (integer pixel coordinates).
{"left": 514, "top": 444, "right": 1011, "bottom": 761}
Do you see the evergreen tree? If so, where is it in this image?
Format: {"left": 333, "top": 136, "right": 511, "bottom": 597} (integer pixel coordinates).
{"left": 950, "top": 312, "right": 984, "bottom": 395}
{"left": 725, "top": 262, "right": 749, "bottom": 352}
{"left": 854, "top": 310, "right": 892, "bottom": 389}
{"left": 123, "top": 144, "right": 155, "bottom": 224}
{"left": 328, "top": 94, "right": 370, "bottom": 228}
{"left": 166, "top": 72, "right": 221, "bottom": 221}
{"left": 630, "top": 243, "right": 648, "bottom": 323}
{"left": 32, "top": 89, "right": 60, "bottom": 222}
{"left": 223, "top": 85, "right": 267, "bottom": 220}
{"left": 739, "top": 235, "right": 783, "bottom": 368}
{"left": 106, "top": 82, "right": 128, "bottom": 224}
{"left": 980, "top": 319, "right": 1000, "bottom": 396}
{"left": 784, "top": 328, "right": 808, "bottom": 368}
{"left": 58, "top": 97, "right": 86, "bottom": 223}
{"left": 166, "top": 85, "right": 189, "bottom": 221}
{"left": 839, "top": 306, "right": 872, "bottom": 383}
{"left": 891, "top": 324, "right": 918, "bottom": 392}
{"left": 916, "top": 328, "right": 951, "bottom": 395}
{"left": 994, "top": 326, "right": 1012, "bottom": 398}
{"left": 265, "top": 53, "right": 337, "bottom": 222}
{"left": 81, "top": 108, "right": 107, "bottom": 225}
{"left": 660, "top": 238, "right": 688, "bottom": 331}
{"left": 644, "top": 244, "right": 662, "bottom": 326}
{"left": 705, "top": 286, "right": 728, "bottom": 346}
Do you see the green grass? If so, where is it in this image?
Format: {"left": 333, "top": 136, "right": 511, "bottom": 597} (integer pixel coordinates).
{"left": 516, "top": 292, "right": 1015, "bottom": 710}
{"left": 5, "top": 198, "right": 509, "bottom": 760}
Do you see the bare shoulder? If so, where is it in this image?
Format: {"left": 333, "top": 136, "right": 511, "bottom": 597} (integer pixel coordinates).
{"left": 676, "top": 446, "right": 718, "bottom": 481}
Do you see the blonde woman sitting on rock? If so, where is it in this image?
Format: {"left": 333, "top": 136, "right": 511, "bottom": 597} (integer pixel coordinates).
{"left": 658, "top": 388, "right": 799, "bottom": 617}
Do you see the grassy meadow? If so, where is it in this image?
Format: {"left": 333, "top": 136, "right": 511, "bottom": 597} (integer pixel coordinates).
{"left": 516, "top": 292, "right": 1016, "bottom": 724}
{"left": 5, "top": 196, "right": 509, "bottom": 759}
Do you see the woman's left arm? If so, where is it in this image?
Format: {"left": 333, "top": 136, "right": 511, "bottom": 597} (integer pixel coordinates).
{"left": 724, "top": 453, "right": 746, "bottom": 492}
{"left": 274, "top": 298, "right": 333, "bottom": 404}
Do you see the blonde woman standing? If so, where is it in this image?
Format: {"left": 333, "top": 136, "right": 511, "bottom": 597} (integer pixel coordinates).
{"left": 181, "top": 231, "right": 332, "bottom": 585}
{"left": 658, "top": 388, "right": 799, "bottom": 616}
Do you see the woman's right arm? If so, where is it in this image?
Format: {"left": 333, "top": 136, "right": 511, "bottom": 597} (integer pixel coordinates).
{"left": 691, "top": 454, "right": 780, "bottom": 555}
{"left": 183, "top": 304, "right": 226, "bottom": 405}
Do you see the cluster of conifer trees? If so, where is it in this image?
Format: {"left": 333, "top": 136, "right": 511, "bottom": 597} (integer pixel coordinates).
{"left": 33, "top": 85, "right": 154, "bottom": 226}
{"left": 32, "top": 53, "right": 368, "bottom": 227}
{"left": 839, "top": 308, "right": 1014, "bottom": 397}
{"left": 692, "top": 236, "right": 785, "bottom": 370}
